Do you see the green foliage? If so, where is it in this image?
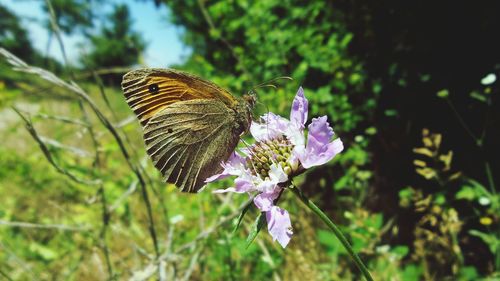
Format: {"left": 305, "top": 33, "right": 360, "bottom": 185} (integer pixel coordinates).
{"left": 81, "top": 4, "right": 145, "bottom": 76}
{"left": 41, "top": 0, "right": 95, "bottom": 35}
{"left": 245, "top": 212, "right": 266, "bottom": 248}
{"left": 0, "top": 4, "right": 36, "bottom": 63}
{"left": 167, "top": 0, "right": 373, "bottom": 133}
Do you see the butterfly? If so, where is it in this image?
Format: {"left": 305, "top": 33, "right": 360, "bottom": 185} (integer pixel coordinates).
{"left": 121, "top": 68, "right": 255, "bottom": 193}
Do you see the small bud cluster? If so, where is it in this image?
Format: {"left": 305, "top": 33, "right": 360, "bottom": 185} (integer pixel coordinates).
{"left": 246, "top": 135, "right": 298, "bottom": 179}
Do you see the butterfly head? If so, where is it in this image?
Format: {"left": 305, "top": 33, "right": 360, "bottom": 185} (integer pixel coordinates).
{"left": 243, "top": 92, "right": 257, "bottom": 109}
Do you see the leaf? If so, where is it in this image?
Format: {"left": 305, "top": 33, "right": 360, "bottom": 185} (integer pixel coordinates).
{"left": 434, "top": 194, "right": 446, "bottom": 205}
{"left": 469, "top": 229, "right": 500, "bottom": 254}
{"left": 413, "top": 147, "right": 434, "bottom": 157}
{"left": 422, "top": 136, "right": 433, "bottom": 147}
{"left": 415, "top": 167, "right": 436, "bottom": 180}
{"left": 455, "top": 186, "right": 476, "bottom": 201}
{"left": 436, "top": 89, "right": 449, "bottom": 98}
{"left": 29, "top": 242, "right": 58, "bottom": 261}
{"left": 245, "top": 213, "right": 266, "bottom": 249}
{"left": 458, "top": 266, "right": 478, "bottom": 280}
{"left": 401, "top": 265, "right": 423, "bottom": 281}
{"left": 456, "top": 180, "right": 492, "bottom": 203}
{"left": 384, "top": 109, "right": 398, "bottom": 117}
{"left": 365, "top": 126, "right": 377, "bottom": 135}
{"left": 391, "top": 245, "right": 409, "bottom": 258}
{"left": 233, "top": 200, "right": 254, "bottom": 233}
{"left": 469, "top": 91, "right": 487, "bottom": 103}
{"left": 413, "top": 159, "right": 426, "bottom": 167}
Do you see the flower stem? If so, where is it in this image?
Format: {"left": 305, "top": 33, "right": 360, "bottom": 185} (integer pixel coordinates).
{"left": 290, "top": 185, "right": 374, "bottom": 281}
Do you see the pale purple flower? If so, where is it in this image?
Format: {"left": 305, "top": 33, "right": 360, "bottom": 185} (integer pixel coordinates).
{"left": 207, "top": 87, "right": 343, "bottom": 248}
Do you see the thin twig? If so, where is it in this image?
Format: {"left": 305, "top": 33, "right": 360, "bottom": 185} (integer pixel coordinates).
{"left": 45, "top": 0, "right": 71, "bottom": 68}
{"left": 445, "top": 98, "right": 478, "bottom": 145}
{"left": 39, "top": 136, "right": 93, "bottom": 158}
{"left": 77, "top": 100, "right": 101, "bottom": 168}
{"left": 0, "top": 220, "right": 91, "bottom": 232}
{"left": 33, "top": 112, "right": 90, "bottom": 127}
{"left": 12, "top": 107, "right": 101, "bottom": 186}
{"left": 485, "top": 161, "right": 497, "bottom": 195}
{"left": 108, "top": 180, "right": 139, "bottom": 213}
{"left": 98, "top": 186, "right": 114, "bottom": 279}
{"left": 180, "top": 244, "right": 204, "bottom": 281}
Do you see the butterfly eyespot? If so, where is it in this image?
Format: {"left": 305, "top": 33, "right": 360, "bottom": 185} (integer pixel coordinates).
{"left": 148, "top": 83, "right": 159, "bottom": 94}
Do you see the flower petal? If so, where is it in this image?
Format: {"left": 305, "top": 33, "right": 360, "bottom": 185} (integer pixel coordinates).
{"left": 266, "top": 206, "right": 293, "bottom": 248}
{"left": 205, "top": 152, "right": 246, "bottom": 182}
{"left": 290, "top": 87, "right": 308, "bottom": 126}
{"left": 253, "top": 191, "right": 279, "bottom": 212}
{"left": 249, "top": 121, "right": 271, "bottom": 142}
{"left": 284, "top": 122, "right": 305, "bottom": 147}
{"left": 297, "top": 116, "right": 344, "bottom": 168}
{"left": 234, "top": 175, "right": 257, "bottom": 193}
{"left": 213, "top": 181, "right": 254, "bottom": 194}
{"left": 250, "top": 113, "right": 289, "bottom": 141}
{"left": 268, "top": 163, "right": 288, "bottom": 185}
{"left": 308, "top": 116, "right": 333, "bottom": 144}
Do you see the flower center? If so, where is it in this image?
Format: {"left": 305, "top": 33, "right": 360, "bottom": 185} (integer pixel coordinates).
{"left": 246, "top": 136, "right": 295, "bottom": 178}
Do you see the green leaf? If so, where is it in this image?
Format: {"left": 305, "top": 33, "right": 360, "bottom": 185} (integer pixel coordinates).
{"left": 436, "top": 89, "right": 449, "bottom": 98}
{"left": 401, "top": 265, "right": 422, "bottom": 281}
{"left": 455, "top": 186, "right": 476, "bottom": 201}
{"left": 391, "top": 245, "right": 409, "bottom": 258}
{"left": 372, "top": 82, "right": 382, "bottom": 94}
{"left": 365, "top": 127, "right": 377, "bottom": 135}
{"left": 233, "top": 200, "right": 254, "bottom": 233}
{"left": 245, "top": 213, "right": 266, "bottom": 249}
{"left": 458, "top": 266, "right": 478, "bottom": 280}
{"left": 469, "top": 229, "right": 500, "bottom": 254}
{"left": 434, "top": 194, "right": 446, "bottom": 205}
{"left": 384, "top": 109, "right": 398, "bottom": 117}
{"left": 469, "top": 91, "right": 487, "bottom": 103}
{"left": 456, "top": 179, "right": 493, "bottom": 203}
{"left": 29, "top": 242, "right": 58, "bottom": 261}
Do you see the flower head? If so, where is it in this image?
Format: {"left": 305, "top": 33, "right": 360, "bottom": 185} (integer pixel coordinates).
{"left": 207, "top": 87, "right": 343, "bottom": 248}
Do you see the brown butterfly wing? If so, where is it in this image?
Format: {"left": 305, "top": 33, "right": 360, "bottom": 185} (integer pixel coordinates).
{"left": 143, "top": 99, "right": 243, "bottom": 192}
{"left": 121, "top": 68, "right": 238, "bottom": 125}
{"left": 121, "top": 68, "right": 250, "bottom": 193}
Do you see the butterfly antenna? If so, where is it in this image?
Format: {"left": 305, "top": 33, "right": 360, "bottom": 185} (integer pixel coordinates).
{"left": 247, "top": 76, "right": 293, "bottom": 95}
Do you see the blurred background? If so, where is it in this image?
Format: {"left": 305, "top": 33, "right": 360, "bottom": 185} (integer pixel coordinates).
{"left": 1, "top": 0, "right": 499, "bottom": 280}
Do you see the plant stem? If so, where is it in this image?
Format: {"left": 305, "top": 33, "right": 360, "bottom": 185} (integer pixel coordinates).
{"left": 484, "top": 161, "right": 496, "bottom": 195}
{"left": 290, "top": 185, "right": 374, "bottom": 281}
{"left": 445, "top": 98, "right": 478, "bottom": 145}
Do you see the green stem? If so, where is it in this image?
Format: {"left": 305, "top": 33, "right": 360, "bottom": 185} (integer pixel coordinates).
{"left": 485, "top": 161, "right": 496, "bottom": 195}
{"left": 445, "top": 98, "right": 478, "bottom": 145}
{"left": 290, "top": 185, "right": 374, "bottom": 281}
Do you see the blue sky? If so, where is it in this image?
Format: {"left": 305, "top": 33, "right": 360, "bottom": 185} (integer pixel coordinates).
{"left": 3, "top": 0, "right": 189, "bottom": 67}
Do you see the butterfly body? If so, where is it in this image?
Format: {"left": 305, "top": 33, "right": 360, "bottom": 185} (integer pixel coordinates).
{"left": 122, "top": 68, "right": 253, "bottom": 193}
